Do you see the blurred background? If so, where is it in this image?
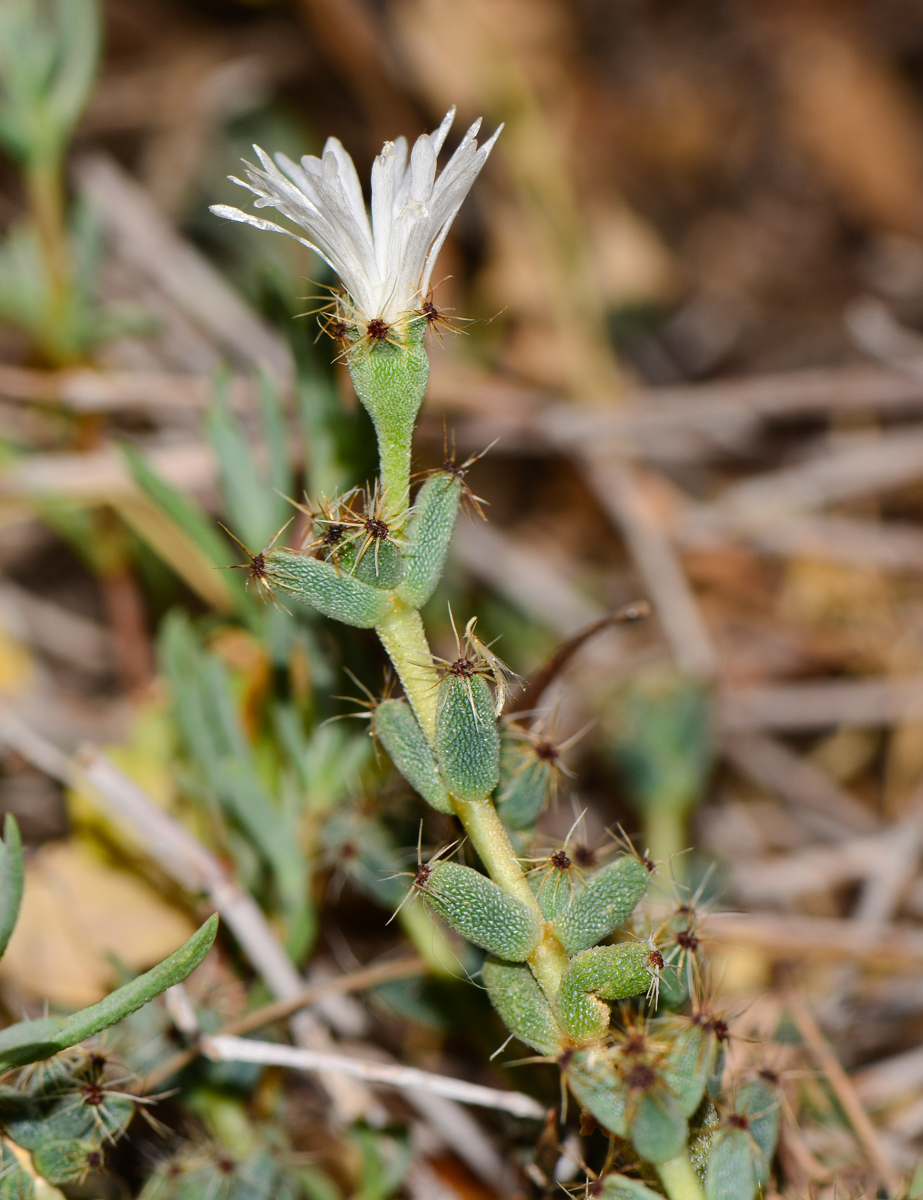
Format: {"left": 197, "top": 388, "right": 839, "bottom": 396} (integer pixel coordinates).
{"left": 4, "top": 0, "right": 923, "bottom": 1196}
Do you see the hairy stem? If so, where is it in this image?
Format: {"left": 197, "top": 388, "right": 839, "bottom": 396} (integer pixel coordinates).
{"left": 375, "top": 600, "right": 439, "bottom": 742}
{"left": 642, "top": 804, "right": 689, "bottom": 884}
{"left": 451, "top": 796, "right": 568, "bottom": 999}
{"left": 657, "top": 1151, "right": 705, "bottom": 1200}
{"left": 375, "top": 597, "right": 568, "bottom": 999}
{"left": 373, "top": 412, "right": 414, "bottom": 528}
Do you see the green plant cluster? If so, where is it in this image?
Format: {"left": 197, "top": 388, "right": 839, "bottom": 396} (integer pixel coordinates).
{"left": 0, "top": 816, "right": 216, "bottom": 1194}
{"left": 244, "top": 308, "right": 782, "bottom": 1200}
{"left": 0, "top": 0, "right": 146, "bottom": 364}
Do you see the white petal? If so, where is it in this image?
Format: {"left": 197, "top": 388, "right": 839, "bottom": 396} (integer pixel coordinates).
{"left": 391, "top": 135, "right": 412, "bottom": 217}
{"left": 371, "top": 144, "right": 396, "bottom": 281}
{"left": 213, "top": 112, "right": 501, "bottom": 324}
{"left": 430, "top": 107, "right": 456, "bottom": 156}
{"left": 323, "top": 136, "right": 373, "bottom": 243}
{"left": 409, "top": 133, "right": 437, "bottom": 204}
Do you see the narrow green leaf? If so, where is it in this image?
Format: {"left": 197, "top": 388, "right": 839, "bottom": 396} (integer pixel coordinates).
{"left": 0, "top": 915, "right": 218, "bottom": 1070}
{"left": 0, "top": 815, "right": 23, "bottom": 962}
{"left": 121, "top": 442, "right": 241, "bottom": 576}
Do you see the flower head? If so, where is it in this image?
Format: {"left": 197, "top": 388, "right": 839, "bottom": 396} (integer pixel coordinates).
{"left": 211, "top": 108, "right": 501, "bottom": 327}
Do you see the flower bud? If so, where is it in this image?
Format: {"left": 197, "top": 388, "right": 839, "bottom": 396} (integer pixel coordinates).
{"left": 397, "top": 472, "right": 463, "bottom": 608}
{"left": 424, "top": 861, "right": 541, "bottom": 961}
{"left": 372, "top": 699, "right": 452, "bottom": 814}
{"left": 264, "top": 549, "right": 390, "bottom": 627}
{"left": 482, "top": 957, "right": 564, "bottom": 1055}
{"left": 435, "top": 674, "right": 500, "bottom": 801}
{"left": 553, "top": 856, "right": 651, "bottom": 956}
{"left": 557, "top": 943, "right": 655, "bottom": 1043}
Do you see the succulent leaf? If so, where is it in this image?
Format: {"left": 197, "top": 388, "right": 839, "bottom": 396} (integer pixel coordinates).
{"left": 557, "top": 943, "right": 654, "bottom": 1043}
{"left": 372, "top": 698, "right": 452, "bottom": 813}
{"left": 553, "top": 856, "right": 651, "bottom": 956}
{"left": 565, "top": 1048, "right": 627, "bottom": 1136}
{"left": 599, "top": 1174, "right": 664, "bottom": 1199}
{"left": 629, "top": 1091, "right": 688, "bottom": 1164}
{"left": 397, "top": 472, "right": 462, "bottom": 608}
{"left": 496, "top": 744, "right": 553, "bottom": 831}
{"left": 424, "top": 862, "right": 541, "bottom": 961}
{"left": 482, "top": 957, "right": 564, "bottom": 1055}
{"left": 661, "top": 1023, "right": 709, "bottom": 1117}
{"left": 706, "top": 1127, "right": 759, "bottom": 1200}
{"left": 350, "top": 537, "right": 404, "bottom": 590}
{"left": 435, "top": 674, "right": 500, "bottom": 801}
{"left": 264, "top": 549, "right": 391, "bottom": 627}
{"left": 736, "top": 1079, "right": 780, "bottom": 1183}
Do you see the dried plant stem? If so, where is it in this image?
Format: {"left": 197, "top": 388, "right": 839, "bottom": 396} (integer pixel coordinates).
{"left": 657, "top": 1150, "right": 706, "bottom": 1200}
{"left": 202, "top": 1034, "right": 547, "bottom": 1119}
{"left": 787, "top": 997, "right": 902, "bottom": 1196}
{"left": 145, "top": 955, "right": 427, "bottom": 1091}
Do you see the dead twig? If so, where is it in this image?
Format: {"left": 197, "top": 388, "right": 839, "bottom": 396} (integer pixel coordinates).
{"left": 510, "top": 602, "right": 651, "bottom": 717}
{"left": 787, "top": 997, "right": 903, "bottom": 1197}
{"left": 580, "top": 452, "right": 716, "bottom": 679}
{"left": 202, "top": 1034, "right": 547, "bottom": 1119}
{"left": 144, "top": 955, "right": 427, "bottom": 1091}
{"left": 724, "top": 732, "right": 880, "bottom": 838}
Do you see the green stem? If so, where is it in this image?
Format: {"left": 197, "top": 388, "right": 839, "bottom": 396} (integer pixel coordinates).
{"left": 373, "top": 411, "right": 413, "bottom": 528}
{"left": 375, "top": 597, "right": 568, "bottom": 1001}
{"left": 642, "top": 803, "right": 690, "bottom": 886}
{"left": 25, "top": 152, "right": 71, "bottom": 361}
{"left": 375, "top": 600, "right": 439, "bottom": 742}
{"left": 451, "top": 796, "right": 568, "bottom": 1000}
{"left": 657, "top": 1151, "right": 705, "bottom": 1200}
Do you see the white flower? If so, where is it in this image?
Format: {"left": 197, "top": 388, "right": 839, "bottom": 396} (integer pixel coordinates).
{"left": 211, "top": 108, "right": 501, "bottom": 327}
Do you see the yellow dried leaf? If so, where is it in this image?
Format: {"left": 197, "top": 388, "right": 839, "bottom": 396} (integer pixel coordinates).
{"left": 0, "top": 840, "right": 196, "bottom": 1008}
{"left": 0, "top": 618, "right": 32, "bottom": 696}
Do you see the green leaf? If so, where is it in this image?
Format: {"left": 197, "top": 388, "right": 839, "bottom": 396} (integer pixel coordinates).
{"left": 482, "top": 957, "right": 564, "bottom": 1055}
{"left": 0, "top": 914, "right": 218, "bottom": 1070}
{"left": 33, "top": 1137, "right": 101, "bottom": 1186}
{"left": 265, "top": 550, "right": 390, "bottom": 628}
{"left": 706, "top": 1127, "right": 759, "bottom": 1200}
{"left": 565, "top": 1048, "right": 627, "bottom": 1136}
{"left": 47, "top": 0, "right": 100, "bottom": 139}
{"left": 396, "top": 472, "right": 462, "bottom": 608}
{"left": 424, "top": 862, "right": 541, "bottom": 961}
{"left": 599, "top": 1173, "right": 664, "bottom": 1199}
{"left": 552, "top": 856, "right": 651, "bottom": 956}
{"left": 372, "top": 698, "right": 452, "bottom": 814}
{"left": 435, "top": 674, "right": 500, "bottom": 802}
{"left": 121, "top": 442, "right": 243, "bottom": 595}
{"left": 629, "top": 1091, "right": 687, "bottom": 1164}
{"left": 557, "top": 943, "right": 654, "bottom": 1043}
{"left": 0, "top": 1140, "right": 33, "bottom": 1199}
{"left": 206, "top": 372, "right": 290, "bottom": 553}
{"left": 0, "top": 815, "right": 24, "bottom": 961}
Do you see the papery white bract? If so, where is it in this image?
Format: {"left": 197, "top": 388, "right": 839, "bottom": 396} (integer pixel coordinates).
{"left": 211, "top": 108, "right": 501, "bottom": 327}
